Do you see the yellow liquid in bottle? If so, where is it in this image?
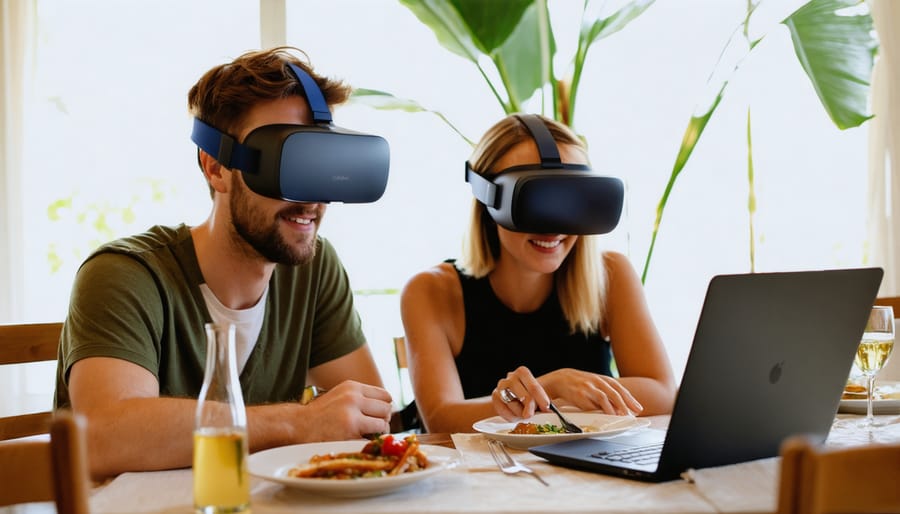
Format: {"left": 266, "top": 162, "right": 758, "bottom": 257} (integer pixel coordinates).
{"left": 193, "top": 428, "right": 250, "bottom": 514}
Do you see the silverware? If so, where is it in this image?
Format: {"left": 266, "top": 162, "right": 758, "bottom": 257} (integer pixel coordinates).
{"left": 487, "top": 439, "right": 549, "bottom": 486}
{"left": 548, "top": 402, "right": 583, "bottom": 433}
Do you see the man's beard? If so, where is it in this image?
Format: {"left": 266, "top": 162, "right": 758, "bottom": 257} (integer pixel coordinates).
{"left": 230, "top": 173, "right": 321, "bottom": 265}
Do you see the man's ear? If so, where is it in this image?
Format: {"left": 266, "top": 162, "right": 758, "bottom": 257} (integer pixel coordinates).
{"left": 198, "top": 150, "right": 230, "bottom": 194}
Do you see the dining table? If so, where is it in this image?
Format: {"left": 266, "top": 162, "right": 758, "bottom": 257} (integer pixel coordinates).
{"left": 27, "top": 411, "right": 884, "bottom": 514}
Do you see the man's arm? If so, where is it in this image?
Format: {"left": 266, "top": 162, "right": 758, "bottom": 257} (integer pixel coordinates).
{"left": 306, "top": 344, "right": 385, "bottom": 390}
{"left": 69, "top": 355, "right": 392, "bottom": 480}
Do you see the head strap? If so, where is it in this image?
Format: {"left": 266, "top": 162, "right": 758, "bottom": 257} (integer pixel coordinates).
{"left": 286, "top": 63, "right": 332, "bottom": 124}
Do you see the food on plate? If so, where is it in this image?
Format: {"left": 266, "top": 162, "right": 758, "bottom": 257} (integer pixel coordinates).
{"left": 842, "top": 383, "right": 867, "bottom": 399}
{"left": 287, "top": 434, "right": 428, "bottom": 479}
{"left": 509, "top": 422, "right": 597, "bottom": 434}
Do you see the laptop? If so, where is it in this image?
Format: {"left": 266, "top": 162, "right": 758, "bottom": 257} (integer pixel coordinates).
{"left": 530, "top": 267, "right": 883, "bottom": 482}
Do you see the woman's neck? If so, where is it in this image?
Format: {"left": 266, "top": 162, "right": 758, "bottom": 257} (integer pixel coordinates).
{"left": 488, "top": 259, "right": 554, "bottom": 313}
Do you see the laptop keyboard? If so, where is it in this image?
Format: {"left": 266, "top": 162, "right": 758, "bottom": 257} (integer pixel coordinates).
{"left": 591, "top": 443, "right": 664, "bottom": 466}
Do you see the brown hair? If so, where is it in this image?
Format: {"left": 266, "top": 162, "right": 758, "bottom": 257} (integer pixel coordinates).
{"left": 188, "top": 46, "right": 351, "bottom": 139}
{"left": 188, "top": 46, "right": 352, "bottom": 195}
{"left": 459, "top": 114, "right": 607, "bottom": 335}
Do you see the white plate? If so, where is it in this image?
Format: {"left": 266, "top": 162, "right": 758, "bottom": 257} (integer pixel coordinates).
{"left": 472, "top": 412, "right": 651, "bottom": 449}
{"left": 838, "top": 380, "right": 900, "bottom": 415}
{"left": 248, "top": 440, "right": 460, "bottom": 498}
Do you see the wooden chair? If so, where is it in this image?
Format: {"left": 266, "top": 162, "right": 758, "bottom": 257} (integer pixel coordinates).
{"left": 0, "top": 410, "right": 91, "bottom": 513}
{"left": 874, "top": 296, "right": 900, "bottom": 314}
{"left": 389, "top": 336, "right": 422, "bottom": 433}
{"left": 0, "top": 322, "right": 64, "bottom": 439}
{"left": 777, "top": 435, "right": 900, "bottom": 514}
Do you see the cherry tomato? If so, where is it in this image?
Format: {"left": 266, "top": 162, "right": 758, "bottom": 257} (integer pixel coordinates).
{"left": 379, "top": 434, "right": 408, "bottom": 457}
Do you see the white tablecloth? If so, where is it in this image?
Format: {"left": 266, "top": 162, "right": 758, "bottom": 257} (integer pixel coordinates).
{"left": 84, "top": 414, "right": 900, "bottom": 514}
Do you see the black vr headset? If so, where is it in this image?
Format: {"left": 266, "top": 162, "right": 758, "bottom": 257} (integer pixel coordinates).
{"left": 465, "top": 114, "right": 624, "bottom": 235}
{"left": 191, "top": 63, "right": 389, "bottom": 203}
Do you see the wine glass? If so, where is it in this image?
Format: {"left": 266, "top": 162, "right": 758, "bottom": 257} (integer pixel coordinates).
{"left": 855, "top": 306, "right": 895, "bottom": 428}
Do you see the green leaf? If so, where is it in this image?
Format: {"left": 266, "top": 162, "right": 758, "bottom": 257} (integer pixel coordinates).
{"left": 399, "top": 0, "right": 534, "bottom": 110}
{"left": 492, "top": 2, "right": 553, "bottom": 111}
{"left": 783, "top": 0, "right": 876, "bottom": 129}
{"left": 397, "top": 0, "right": 483, "bottom": 62}
{"left": 580, "top": 0, "right": 656, "bottom": 47}
{"left": 47, "top": 197, "right": 72, "bottom": 221}
{"left": 351, "top": 88, "right": 434, "bottom": 113}
{"left": 350, "top": 89, "right": 476, "bottom": 146}
{"left": 569, "top": 0, "right": 656, "bottom": 126}
{"left": 449, "top": 0, "right": 531, "bottom": 53}
{"left": 642, "top": 88, "right": 725, "bottom": 283}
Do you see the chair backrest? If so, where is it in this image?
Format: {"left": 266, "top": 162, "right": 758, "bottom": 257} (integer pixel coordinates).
{"left": 0, "top": 410, "right": 91, "bottom": 514}
{"left": 0, "top": 322, "right": 64, "bottom": 439}
{"left": 874, "top": 296, "right": 900, "bottom": 313}
{"left": 388, "top": 336, "right": 422, "bottom": 433}
{"left": 777, "top": 435, "right": 900, "bottom": 514}
{"left": 394, "top": 336, "right": 408, "bottom": 370}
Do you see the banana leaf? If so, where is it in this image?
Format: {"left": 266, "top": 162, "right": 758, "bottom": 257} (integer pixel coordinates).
{"left": 350, "top": 89, "right": 475, "bottom": 146}
{"left": 399, "top": 0, "right": 532, "bottom": 110}
{"left": 491, "top": 1, "right": 554, "bottom": 113}
{"left": 569, "top": 0, "right": 656, "bottom": 125}
{"left": 784, "top": 0, "right": 876, "bottom": 129}
{"left": 641, "top": 0, "right": 876, "bottom": 283}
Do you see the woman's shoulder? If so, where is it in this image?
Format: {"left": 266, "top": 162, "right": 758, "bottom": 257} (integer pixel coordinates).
{"left": 602, "top": 250, "right": 633, "bottom": 271}
{"left": 402, "top": 261, "right": 462, "bottom": 299}
{"left": 401, "top": 262, "right": 465, "bottom": 331}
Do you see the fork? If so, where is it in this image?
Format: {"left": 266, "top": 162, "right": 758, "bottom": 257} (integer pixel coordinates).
{"left": 548, "top": 402, "right": 583, "bottom": 433}
{"left": 487, "top": 439, "right": 549, "bottom": 486}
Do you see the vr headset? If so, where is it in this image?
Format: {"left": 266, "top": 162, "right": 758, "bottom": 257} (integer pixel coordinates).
{"left": 191, "top": 63, "right": 389, "bottom": 203}
{"left": 465, "top": 114, "right": 624, "bottom": 235}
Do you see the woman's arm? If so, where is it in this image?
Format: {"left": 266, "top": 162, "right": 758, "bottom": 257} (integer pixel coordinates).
{"left": 602, "top": 251, "right": 677, "bottom": 415}
{"left": 400, "top": 263, "right": 497, "bottom": 433}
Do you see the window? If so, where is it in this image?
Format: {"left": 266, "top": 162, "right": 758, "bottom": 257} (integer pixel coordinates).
{"left": 5, "top": 0, "right": 870, "bottom": 415}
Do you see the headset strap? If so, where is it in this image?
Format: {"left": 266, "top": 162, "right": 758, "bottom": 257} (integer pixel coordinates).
{"left": 287, "top": 63, "right": 333, "bottom": 124}
{"left": 515, "top": 114, "right": 561, "bottom": 166}
{"left": 464, "top": 161, "right": 499, "bottom": 209}
{"left": 190, "top": 118, "right": 259, "bottom": 173}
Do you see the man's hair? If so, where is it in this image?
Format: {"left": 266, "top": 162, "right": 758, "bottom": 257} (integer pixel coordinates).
{"left": 459, "top": 114, "right": 608, "bottom": 336}
{"left": 188, "top": 47, "right": 352, "bottom": 196}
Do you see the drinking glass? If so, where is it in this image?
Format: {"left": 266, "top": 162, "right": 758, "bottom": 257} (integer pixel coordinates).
{"left": 855, "top": 306, "right": 895, "bottom": 428}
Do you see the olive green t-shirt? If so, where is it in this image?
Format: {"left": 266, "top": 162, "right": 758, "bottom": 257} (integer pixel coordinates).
{"left": 54, "top": 224, "right": 365, "bottom": 407}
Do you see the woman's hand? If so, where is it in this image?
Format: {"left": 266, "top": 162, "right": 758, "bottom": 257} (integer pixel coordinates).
{"left": 492, "top": 367, "right": 643, "bottom": 421}
{"left": 492, "top": 366, "right": 551, "bottom": 420}
{"left": 541, "top": 368, "right": 643, "bottom": 416}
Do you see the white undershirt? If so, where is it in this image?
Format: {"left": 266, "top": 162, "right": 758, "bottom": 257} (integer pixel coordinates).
{"left": 199, "top": 283, "right": 268, "bottom": 373}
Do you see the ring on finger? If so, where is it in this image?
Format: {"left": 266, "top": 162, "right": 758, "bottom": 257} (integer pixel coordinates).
{"left": 499, "top": 387, "right": 519, "bottom": 404}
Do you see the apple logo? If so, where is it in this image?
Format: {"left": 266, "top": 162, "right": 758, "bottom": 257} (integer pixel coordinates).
{"left": 769, "top": 361, "right": 784, "bottom": 384}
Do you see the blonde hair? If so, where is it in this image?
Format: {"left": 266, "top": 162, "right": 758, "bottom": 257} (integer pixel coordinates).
{"left": 459, "top": 114, "right": 607, "bottom": 336}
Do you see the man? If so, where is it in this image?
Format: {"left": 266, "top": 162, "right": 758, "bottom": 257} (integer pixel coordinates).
{"left": 54, "top": 47, "right": 393, "bottom": 479}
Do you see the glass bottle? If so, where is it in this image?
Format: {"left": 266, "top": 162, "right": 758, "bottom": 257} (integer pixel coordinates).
{"left": 193, "top": 323, "right": 250, "bottom": 514}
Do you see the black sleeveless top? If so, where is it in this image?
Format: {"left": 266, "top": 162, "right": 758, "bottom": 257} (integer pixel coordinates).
{"left": 451, "top": 262, "right": 612, "bottom": 399}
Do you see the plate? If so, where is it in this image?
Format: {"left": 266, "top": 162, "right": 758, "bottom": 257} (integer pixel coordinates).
{"left": 838, "top": 380, "right": 900, "bottom": 415}
{"left": 472, "top": 412, "right": 651, "bottom": 449}
{"left": 248, "top": 440, "right": 460, "bottom": 498}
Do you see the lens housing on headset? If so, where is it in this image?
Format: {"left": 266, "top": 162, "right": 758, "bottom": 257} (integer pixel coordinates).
{"left": 465, "top": 114, "right": 623, "bottom": 235}
{"left": 190, "top": 62, "right": 390, "bottom": 204}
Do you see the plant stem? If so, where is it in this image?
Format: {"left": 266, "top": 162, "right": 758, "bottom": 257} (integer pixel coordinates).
{"left": 746, "top": 107, "right": 757, "bottom": 273}
{"left": 536, "top": 0, "right": 556, "bottom": 119}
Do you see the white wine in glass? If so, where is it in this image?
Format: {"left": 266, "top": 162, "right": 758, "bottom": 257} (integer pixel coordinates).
{"left": 855, "top": 306, "right": 895, "bottom": 427}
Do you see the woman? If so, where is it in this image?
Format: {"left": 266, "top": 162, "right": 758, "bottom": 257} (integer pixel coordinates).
{"left": 400, "top": 114, "right": 676, "bottom": 434}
